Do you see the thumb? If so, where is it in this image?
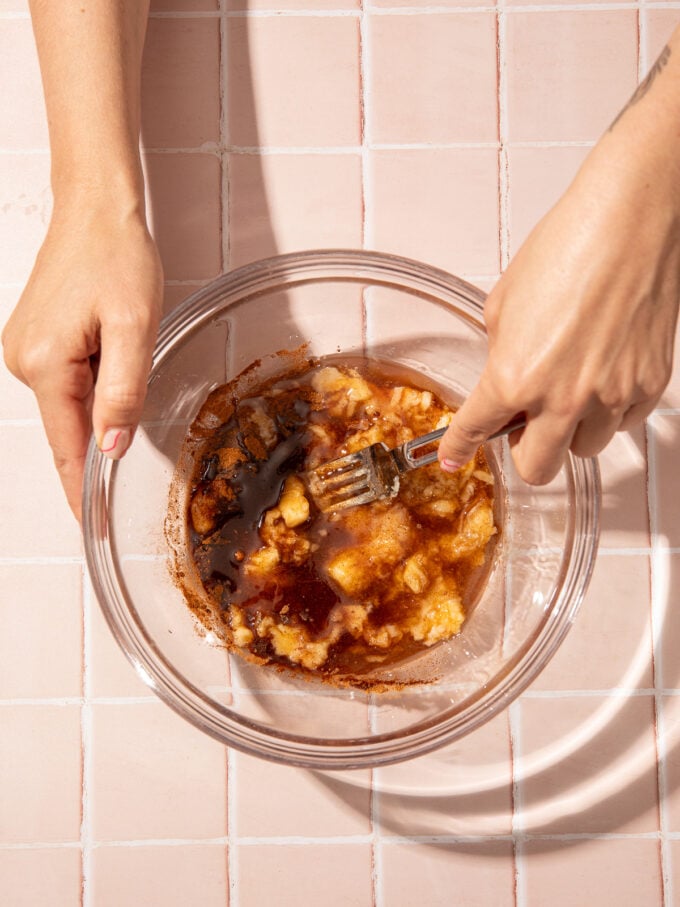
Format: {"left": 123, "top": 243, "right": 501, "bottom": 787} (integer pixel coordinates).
{"left": 92, "top": 313, "right": 157, "bottom": 459}
{"left": 438, "top": 374, "right": 517, "bottom": 471}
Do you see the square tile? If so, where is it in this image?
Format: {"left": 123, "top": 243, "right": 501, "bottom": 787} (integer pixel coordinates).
{"left": 0, "top": 425, "right": 82, "bottom": 558}
{"left": 517, "top": 695, "right": 659, "bottom": 834}
{"left": 228, "top": 152, "right": 363, "bottom": 267}
{"left": 381, "top": 842, "right": 516, "bottom": 907}
{"left": 0, "top": 153, "right": 51, "bottom": 285}
{"left": 660, "top": 694, "right": 680, "bottom": 832}
{"left": 521, "top": 838, "right": 663, "bottom": 907}
{"left": 0, "top": 18, "right": 47, "bottom": 149}
{"left": 531, "top": 555, "right": 652, "bottom": 691}
{"left": 649, "top": 414, "right": 680, "bottom": 548}
{"left": 645, "top": 11, "right": 680, "bottom": 67}
{"left": 86, "top": 583, "right": 156, "bottom": 699}
{"left": 150, "top": 0, "right": 217, "bottom": 8}
{"left": 226, "top": 17, "right": 360, "bottom": 147}
{"left": 0, "top": 705, "right": 82, "bottom": 844}
{"left": 667, "top": 840, "right": 680, "bottom": 907}
{"left": 369, "top": 13, "right": 497, "bottom": 144}
{"left": 144, "top": 152, "right": 222, "bottom": 280}
{"left": 597, "top": 425, "right": 651, "bottom": 549}
{"left": 91, "top": 844, "right": 228, "bottom": 907}
{"left": 0, "top": 563, "right": 83, "bottom": 699}
{"left": 375, "top": 712, "right": 513, "bottom": 836}
{"left": 233, "top": 754, "right": 371, "bottom": 837}
{"left": 90, "top": 701, "right": 227, "bottom": 841}
{"left": 506, "top": 11, "right": 638, "bottom": 142}
{"left": 369, "top": 148, "right": 499, "bottom": 275}
{"left": 0, "top": 848, "right": 82, "bottom": 907}
{"left": 227, "top": 0, "right": 358, "bottom": 7}
{"left": 507, "top": 146, "right": 590, "bottom": 257}
{"left": 371, "top": 0, "right": 489, "bottom": 6}
{"left": 236, "top": 844, "right": 372, "bottom": 907}
{"left": 142, "top": 17, "right": 220, "bottom": 149}
{"left": 657, "top": 557, "right": 680, "bottom": 692}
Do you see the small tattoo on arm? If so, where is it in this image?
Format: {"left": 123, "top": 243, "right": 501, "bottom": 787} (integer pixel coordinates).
{"left": 609, "top": 44, "right": 672, "bottom": 131}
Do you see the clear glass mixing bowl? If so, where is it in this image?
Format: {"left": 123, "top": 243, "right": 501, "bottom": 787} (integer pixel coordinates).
{"left": 83, "top": 249, "right": 600, "bottom": 768}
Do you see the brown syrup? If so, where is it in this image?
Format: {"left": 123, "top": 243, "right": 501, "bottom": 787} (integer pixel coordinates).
{"left": 178, "top": 356, "right": 497, "bottom": 684}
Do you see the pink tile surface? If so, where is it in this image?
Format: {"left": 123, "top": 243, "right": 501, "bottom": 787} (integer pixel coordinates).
{"left": 369, "top": 148, "right": 499, "bottom": 275}
{"left": 228, "top": 152, "right": 363, "bottom": 266}
{"left": 381, "top": 842, "right": 516, "bottom": 907}
{"left": 0, "top": 425, "right": 82, "bottom": 558}
{"left": 650, "top": 414, "right": 680, "bottom": 548}
{"left": 0, "top": 563, "right": 82, "bottom": 699}
{"left": 0, "top": 848, "right": 82, "bottom": 907}
{"left": 141, "top": 17, "right": 220, "bottom": 149}
{"left": 236, "top": 844, "right": 373, "bottom": 907}
{"left": 226, "top": 17, "right": 361, "bottom": 147}
{"left": 91, "top": 845, "right": 228, "bottom": 907}
{"left": 531, "top": 554, "right": 653, "bottom": 692}
{"left": 0, "top": 153, "right": 51, "bottom": 285}
{"left": 0, "top": 705, "right": 82, "bottom": 844}
{"left": 3, "top": 5, "right": 680, "bottom": 904}
{"left": 521, "top": 838, "right": 663, "bottom": 907}
{"left": 0, "top": 18, "right": 47, "bottom": 150}
{"left": 375, "top": 713, "right": 514, "bottom": 836}
{"left": 144, "top": 152, "right": 222, "bottom": 280}
{"left": 517, "top": 695, "right": 660, "bottom": 834}
{"left": 90, "top": 702, "right": 227, "bottom": 841}
{"left": 233, "top": 755, "right": 372, "bottom": 837}
{"left": 645, "top": 11, "right": 680, "bottom": 64}
{"left": 369, "top": 13, "right": 498, "bottom": 144}
{"left": 506, "top": 11, "right": 638, "bottom": 142}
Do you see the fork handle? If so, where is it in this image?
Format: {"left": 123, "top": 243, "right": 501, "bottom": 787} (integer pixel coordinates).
{"left": 402, "top": 414, "right": 527, "bottom": 469}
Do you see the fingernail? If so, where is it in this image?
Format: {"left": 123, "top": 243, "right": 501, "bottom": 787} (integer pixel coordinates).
{"left": 99, "top": 428, "right": 131, "bottom": 459}
{"left": 440, "top": 458, "right": 462, "bottom": 473}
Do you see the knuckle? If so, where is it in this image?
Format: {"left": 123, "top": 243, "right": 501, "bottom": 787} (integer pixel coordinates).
{"left": 98, "top": 383, "right": 146, "bottom": 414}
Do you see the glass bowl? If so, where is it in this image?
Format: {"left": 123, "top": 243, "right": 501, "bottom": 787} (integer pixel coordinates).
{"left": 83, "top": 249, "right": 600, "bottom": 769}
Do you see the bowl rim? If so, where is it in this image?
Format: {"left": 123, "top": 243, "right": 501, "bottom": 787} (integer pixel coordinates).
{"left": 83, "top": 248, "right": 601, "bottom": 769}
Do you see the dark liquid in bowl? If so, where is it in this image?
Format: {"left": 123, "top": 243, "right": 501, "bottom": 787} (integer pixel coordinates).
{"left": 177, "top": 356, "right": 498, "bottom": 687}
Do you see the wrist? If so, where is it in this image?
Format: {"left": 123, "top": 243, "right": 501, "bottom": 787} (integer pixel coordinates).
{"left": 50, "top": 160, "right": 147, "bottom": 225}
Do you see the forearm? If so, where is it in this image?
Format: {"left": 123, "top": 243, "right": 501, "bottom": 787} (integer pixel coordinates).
{"left": 576, "top": 26, "right": 680, "bottom": 210}
{"left": 29, "top": 0, "right": 150, "bottom": 210}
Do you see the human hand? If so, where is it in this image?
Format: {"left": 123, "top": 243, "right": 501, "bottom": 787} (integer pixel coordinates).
{"left": 437, "top": 135, "right": 680, "bottom": 485}
{"left": 2, "top": 201, "right": 163, "bottom": 521}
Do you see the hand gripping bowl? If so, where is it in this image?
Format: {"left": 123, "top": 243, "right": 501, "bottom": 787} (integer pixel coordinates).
{"left": 83, "top": 250, "right": 600, "bottom": 769}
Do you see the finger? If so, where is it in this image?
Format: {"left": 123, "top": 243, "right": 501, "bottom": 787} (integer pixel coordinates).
{"left": 91, "top": 311, "right": 158, "bottom": 460}
{"left": 508, "top": 412, "right": 576, "bottom": 485}
{"left": 570, "top": 406, "right": 624, "bottom": 458}
{"left": 438, "top": 374, "right": 518, "bottom": 471}
{"left": 619, "top": 397, "right": 660, "bottom": 432}
{"left": 34, "top": 360, "right": 95, "bottom": 523}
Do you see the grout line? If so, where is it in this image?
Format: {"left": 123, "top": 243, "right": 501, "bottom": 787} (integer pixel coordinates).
{"left": 80, "top": 574, "right": 94, "bottom": 907}
{"left": 497, "top": 0, "right": 510, "bottom": 273}
{"left": 219, "top": 3, "right": 230, "bottom": 274}
{"left": 508, "top": 700, "right": 526, "bottom": 907}
{"left": 368, "top": 695, "right": 382, "bottom": 907}
{"left": 647, "top": 417, "right": 673, "bottom": 907}
{"left": 0, "top": 142, "right": 602, "bottom": 156}
{"left": 6, "top": 830, "right": 680, "bottom": 851}
{"left": 227, "top": 748, "right": 237, "bottom": 907}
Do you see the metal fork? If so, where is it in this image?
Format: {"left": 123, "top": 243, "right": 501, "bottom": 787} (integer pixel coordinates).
{"left": 306, "top": 416, "right": 527, "bottom": 512}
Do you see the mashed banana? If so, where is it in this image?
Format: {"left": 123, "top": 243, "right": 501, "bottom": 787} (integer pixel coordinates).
{"left": 176, "top": 358, "right": 497, "bottom": 686}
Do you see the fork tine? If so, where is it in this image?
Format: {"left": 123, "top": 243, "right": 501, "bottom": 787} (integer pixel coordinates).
{"left": 317, "top": 488, "right": 376, "bottom": 512}
{"left": 313, "top": 453, "right": 363, "bottom": 477}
